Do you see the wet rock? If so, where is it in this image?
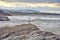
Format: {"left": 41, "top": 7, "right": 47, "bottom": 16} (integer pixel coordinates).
{"left": 0, "top": 17, "right": 9, "bottom": 21}
{"left": 0, "top": 24, "right": 39, "bottom": 39}
{"left": 0, "top": 24, "right": 59, "bottom": 40}
{"left": 56, "top": 38, "right": 60, "bottom": 40}
{"left": 42, "top": 31, "right": 55, "bottom": 36}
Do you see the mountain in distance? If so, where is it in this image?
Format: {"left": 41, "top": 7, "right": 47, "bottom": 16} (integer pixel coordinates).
{"left": 3, "top": 9, "right": 40, "bottom": 13}
{"left": 0, "top": 9, "right": 12, "bottom": 16}
{"left": 2, "top": 9, "right": 41, "bottom": 15}
{"left": 0, "top": 8, "right": 60, "bottom": 16}
{"left": 3, "top": 9, "right": 60, "bottom": 14}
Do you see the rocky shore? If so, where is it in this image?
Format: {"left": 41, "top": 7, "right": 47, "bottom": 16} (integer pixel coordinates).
{"left": 0, "top": 24, "right": 60, "bottom": 40}
{"left": 0, "top": 17, "right": 9, "bottom": 21}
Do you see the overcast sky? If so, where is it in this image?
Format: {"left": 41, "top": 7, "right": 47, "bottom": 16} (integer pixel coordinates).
{"left": 0, "top": 0, "right": 60, "bottom": 13}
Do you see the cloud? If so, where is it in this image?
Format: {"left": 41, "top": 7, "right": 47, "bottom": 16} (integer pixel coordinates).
{"left": 0, "top": 0, "right": 60, "bottom": 3}
{"left": 0, "top": 1, "right": 60, "bottom": 8}
{"left": 0, "top": 0, "right": 60, "bottom": 13}
{"left": 0, "top": 0, "right": 60, "bottom": 8}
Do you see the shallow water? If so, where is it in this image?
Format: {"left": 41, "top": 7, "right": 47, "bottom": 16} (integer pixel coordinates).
{"left": 0, "top": 20, "right": 60, "bottom": 27}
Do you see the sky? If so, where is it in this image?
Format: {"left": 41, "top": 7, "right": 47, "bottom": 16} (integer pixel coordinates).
{"left": 0, "top": 0, "right": 60, "bottom": 13}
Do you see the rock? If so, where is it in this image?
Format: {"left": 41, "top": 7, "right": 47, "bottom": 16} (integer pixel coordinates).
{"left": 56, "top": 38, "right": 60, "bottom": 40}
{"left": 0, "top": 24, "right": 39, "bottom": 39}
{"left": 42, "top": 31, "right": 55, "bottom": 36}
{"left": 0, "top": 24, "right": 58, "bottom": 40}
{"left": 0, "top": 17, "right": 9, "bottom": 21}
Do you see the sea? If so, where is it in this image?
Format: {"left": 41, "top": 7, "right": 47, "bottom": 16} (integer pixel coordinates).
{"left": 0, "top": 15, "right": 60, "bottom": 34}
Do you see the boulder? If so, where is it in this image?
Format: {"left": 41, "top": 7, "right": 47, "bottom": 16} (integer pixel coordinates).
{"left": 0, "top": 17, "right": 9, "bottom": 21}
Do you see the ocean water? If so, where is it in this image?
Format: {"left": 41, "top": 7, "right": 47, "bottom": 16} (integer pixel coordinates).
{"left": 6, "top": 15, "right": 60, "bottom": 21}
{"left": 0, "top": 15, "right": 60, "bottom": 34}
{"left": 0, "top": 15, "right": 60, "bottom": 27}
{"left": 5, "top": 15, "right": 60, "bottom": 26}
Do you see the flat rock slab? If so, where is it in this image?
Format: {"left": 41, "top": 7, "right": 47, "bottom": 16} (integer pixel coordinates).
{"left": 0, "top": 24, "right": 59, "bottom": 40}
